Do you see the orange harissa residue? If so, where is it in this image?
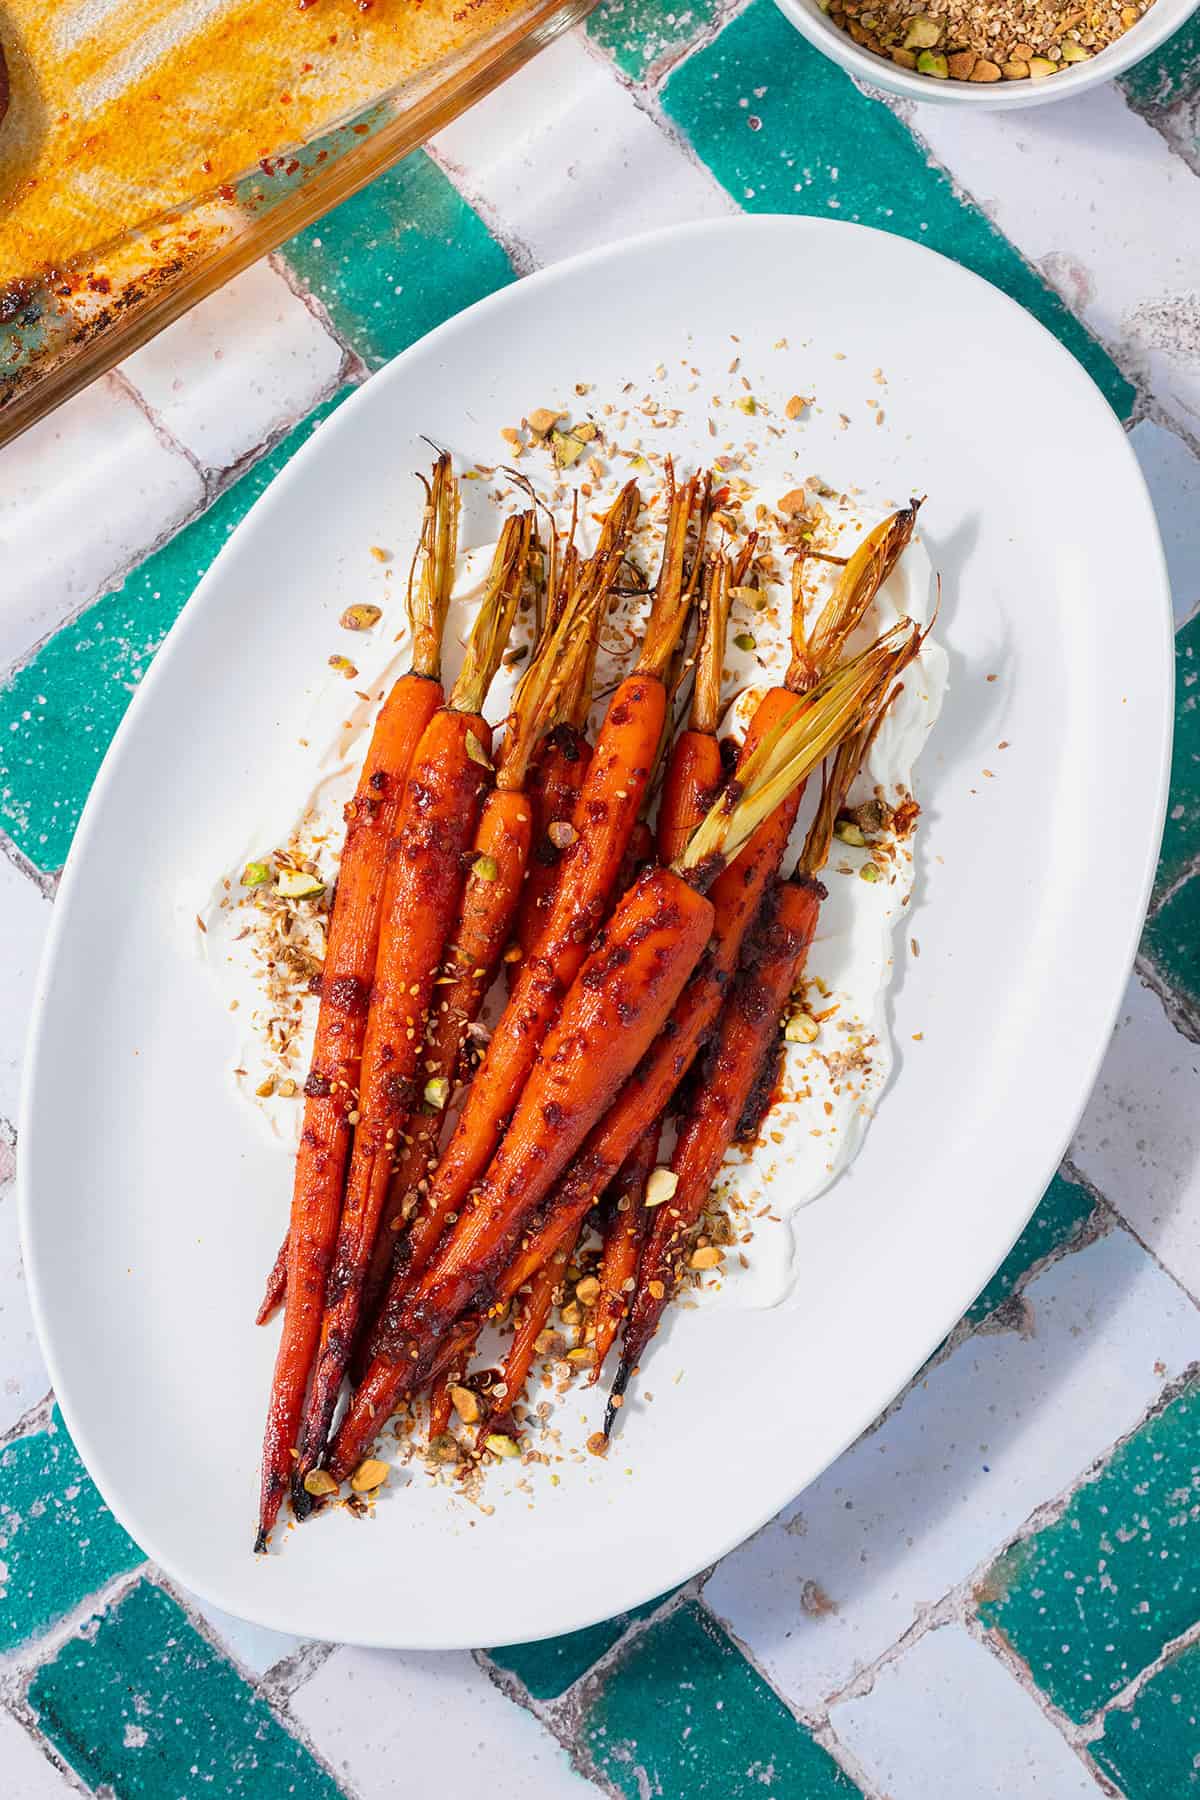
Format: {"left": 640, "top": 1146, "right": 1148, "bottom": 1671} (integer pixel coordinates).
{"left": 0, "top": 0, "right": 524, "bottom": 282}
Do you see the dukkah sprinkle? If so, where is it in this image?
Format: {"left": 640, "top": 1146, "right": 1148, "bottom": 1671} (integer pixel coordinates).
{"left": 823, "top": 0, "right": 1152, "bottom": 79}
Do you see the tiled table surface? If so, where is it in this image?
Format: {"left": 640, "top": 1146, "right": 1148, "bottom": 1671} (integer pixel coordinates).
{"left": 3, "top": 7, "right": 1200, "bottom": 1796}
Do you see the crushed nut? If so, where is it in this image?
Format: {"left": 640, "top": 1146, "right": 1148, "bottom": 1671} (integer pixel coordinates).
{"left": 340, "top": 604, "right": 382, "bottom": 631}
{"left": 303, "top": 1468, "right": 339, "bottom": 1496}
{"left": 690, "top": 1245, "right": 723, "bottom": 1271}
{"left": 450, "top": 1384, "right": 481, "bottom": 1424}
{"left": 644, "top": 1167, "right": 679, "bottom": 1208}
{"left": 350, "top": 1458, "right": 390, "bottom": 1492}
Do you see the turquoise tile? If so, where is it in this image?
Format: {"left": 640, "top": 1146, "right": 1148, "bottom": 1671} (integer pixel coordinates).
{"left": 978, "top": 1378, "right": 1200, "bottom": 1723}
{"left": 583, "top": 1601, "right": 863, "bottom": 1797}
{"left": 661, "top": 1, "right": 1134, "bottom": 421}
{"left": 587, "top": 0, "right": 721, "bottom": 79}
{"left": 1156, "top": 610, "right": 1200, "bottom": 897}
{"left": 29, "top": 1579, "right": 346, "bottom": 1799}
{"left": 964, "top": 1171, "right": 1095, "bottom": 1327}
{"left": 0, "top": 1407, "right": 142, "bottom": 1652}
{"left": 1121, "top": 10, "right": 1200, "bottom": 108}
{"left": 1091, "top": 1639, "right": 1200, "bottom": 1797}
{"left": 0, "top": 394, "right": 347, "bottom": 874}
{"left": 282, "top": 150, "right": 514, "bottom": 370}
{"left": 1142, "top": 872, "right": 1200, "bottom": 1016}
{"left": 490, "top": 1590, "right": 673, "bottom": 1701}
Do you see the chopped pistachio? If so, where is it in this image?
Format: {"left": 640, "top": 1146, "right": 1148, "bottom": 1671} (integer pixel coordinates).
{"left": 575, "top": 1276, "right": 601, "bottom": 1307}
{"left": 255, "top": 1075, "right": 276, "bottom": 1098}
{"left": 917, "top": 48, "right": 949, "bottom": 74}
{"left": 785, "top": 394, "right": 808, "bottom": 420}
{"left": 859, "top": 862, "right": 882, "bottom": 884}
{"left": 560, "top": 1299, "right": 582, "bottom": 1327}
{"left": 349, "top": 1458, "right": 390, "bottom": 1493}
{"left": 328, "top": 654, "right": 358, "bottom": 678}
{"left": 503, "top": 943, "right": 524, "bottom": 964}
{"left": 465, "top": 731, "right": 494, "bottom": 771}
{"left": 834, "top": 819, "right": 867, "bottom": 847}
{"left": 551, "top": 428, "right": 587, "bottom": 469}
{"left": 303, "top": 1468, "right": 339, "bottom": 1497}
{"left": 969, "top": 56, "right": 1003, "bottom": 78}
{"left": 1028, "top": 54, "right": 1057, "bottom": 74}
{"left": 1060, "top": 38, "right": 1090, "bottom": 58}
{"left": 644, "top": 1167, "right": 679, "bottom": 1208}
{"left": 277, "top": 1078, "right": 298, "bottom": 1098}
{"left": 785, "top": 1012, "right": 820, "bottom": 1045}
{"left": 424, "top": 1076, "right": 450, "bottom": 1110}
{"left": 449, "top": 1384, "right": 481, "bottom": 1424}
{"left": 735, "top": 396, "right": 757, "bottom": 415}
{"left": 340, "top": 604, "right": 382, "bottom": 631}
{"left": 527, "top": 407, "right": 564, "bottom": 436}
{"left": 567, "top": 1346, "right": 596, "bottom": 1366}
{"left": 574, "top": 421, "right": 599, "bottom": 442}
{"left": 690, "top": 1245, "right": 723, "bottom": 1271}
{"left": 275, "top": 868, "right": 325, "bottom": 900}
{"left": 472, "top": 854, "right": 498, "bottom": 883}
{"left": 485, "top": 1432, "right": 520, "bottom": 1459}
{"left": 241, "top": 859, "right": 271, "bottom": 888}
{"left": 904, "top": 13, "right": 942, "bottom": 46}
{"left": 733, "top": 632, "right": 758, "bottom": 654}
{"left": 547, "top": 821, "right": 577, "bottom": 850}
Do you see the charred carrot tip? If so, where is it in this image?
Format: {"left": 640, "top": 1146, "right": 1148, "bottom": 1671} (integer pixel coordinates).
{"left": 253, "top": 1527, "right": 269, "bottom": 1556}
{"left": 603, "top": 1363, "right": 632, "bottom": 1440}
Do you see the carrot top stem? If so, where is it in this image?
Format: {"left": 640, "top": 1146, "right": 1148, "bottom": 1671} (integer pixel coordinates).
{"left": 408, "top": 452, "right": 461, "bottom": 680}
{"left": 449, "top": 513, "right": 531, "bottom": 717}
{"left": 679, "top": 619, "right": 920, "bottom": 879}
{"left": 787, "top": 502, "right": 920, "bottom": 695}
{"left": 497, "top": 545, "right": 609, "bottom": 792}
{"left": 690, "top": 553, "right": 732, "bottom": 736}
{"left": 635, "top": 476, "right": 702, "bottom": 681}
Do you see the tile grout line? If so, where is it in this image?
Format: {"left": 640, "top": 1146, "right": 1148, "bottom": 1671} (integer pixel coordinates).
{"left": 0, "top": 1693, "right": 95, "bottom": 1798}
{"left": 267, "top": 250, "right": 370, "bottom": 388}
{"left": 108, "top": 366, "right": 210, "bottom": 492}
{"left": 1134, "top": 948, "right": 1200, "bottom": 1045}
{"left": 961, "top": 1614, "right": 1130, "bottom": 1798}
{"left": 422, "top": 144, "right": 541, "bottom": 279}
{"left": 0, "top": 1563, "right": 147, "bottom": 1694}
{"left": 0, "top": 827, "right": 57, "bottom": 902}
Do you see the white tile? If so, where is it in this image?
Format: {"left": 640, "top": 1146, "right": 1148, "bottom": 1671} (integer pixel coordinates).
{"left": 0, "top": 1160, "right": 50, "bottom": 1439}
{"left": 0, "top": 379, "right": 202, "bottom": 673}
{"left": 1130, "top": 419, "right": 1200, "bottom": 627}
{"left": 909, "top": 83, "right": 1200, "bottom": 437}
{"left": 120, "top": 261, "right": 344, "bottom": 474}
{"left": 1072, "top": 973, "right": 1200, "bottom": 1301}
{"left": 830, "top": 1624, "right": 1095, "bottom": 1800}
{"left": 704, "top": 1230, "right": 1200, "bottom": 1712}
{"left": 290, "top": 1645, "right": 592, "bottom": 1800}
{"left": 433, "top": 30, "right": 735, "bottom": 269}
{"left": 182, "top": 1592, "right": 302, "bottom": 1679}
{"left": 0, "top": 853, "right": 50, "bottom": 1125}
{"left": 0, "top": 1703, "right": 77, "bottom": 1796}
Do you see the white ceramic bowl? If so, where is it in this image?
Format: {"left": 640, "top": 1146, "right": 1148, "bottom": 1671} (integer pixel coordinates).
{"left": 775, "top": 0, "right": 1199, "bottom": 106}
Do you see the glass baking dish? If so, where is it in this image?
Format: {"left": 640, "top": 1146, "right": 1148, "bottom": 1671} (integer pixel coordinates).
{"left": 0, "top": 0, "right": 591, "bottom": 450}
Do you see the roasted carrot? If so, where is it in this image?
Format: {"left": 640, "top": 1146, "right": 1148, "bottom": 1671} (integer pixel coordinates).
{"left": 324, "top": 634, "right": 907, "bottom": 1482}
{"left": 657, "top": 554, "right": 732, "bottom": 864}
{"left": 352, "top": 562, "right": 608, "bottom": 1363}
{"left": 477, "top": 1225, "right": 580, "bottom": 1445}
{"left": 253, "top": 455, "right": 458, "bottom": 1550}
{"left": 589, "top": 1123, "right": 662, "bottom": 1380}
{"left": 365, "top": 479, "right": 694, "bottom": 1328}
{"left": 284, "top": 514, "right": 530, "bottom": 1520}
{"left": 606, "top": 652, "right": 922, "bottom": 1432}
